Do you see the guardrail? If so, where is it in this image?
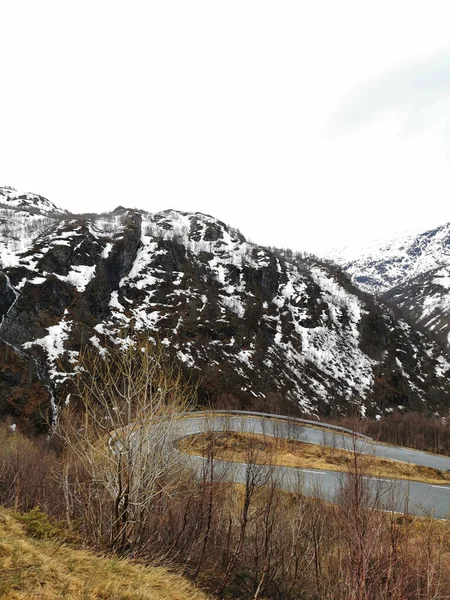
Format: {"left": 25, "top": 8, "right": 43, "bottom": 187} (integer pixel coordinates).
{"left": 186, "top": 409, "right": 373, "bottom": 441}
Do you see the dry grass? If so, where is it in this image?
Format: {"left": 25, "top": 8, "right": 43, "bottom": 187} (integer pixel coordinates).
{"left": 179, "top": 431, "right": 450, "bottom": 486}
{"left": 0, "top": 508, "right": 209, "bottom": 600}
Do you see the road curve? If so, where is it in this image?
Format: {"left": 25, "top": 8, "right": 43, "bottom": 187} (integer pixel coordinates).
{"left": 174, "top": 411, "right": 450, "bottom": 520}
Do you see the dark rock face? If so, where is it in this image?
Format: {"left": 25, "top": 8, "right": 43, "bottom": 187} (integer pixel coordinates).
{"left": 0, "top": 273, "right": 17, "bottom": 319}
{"left": 0, "top": 191, "right": 449, "bottom": 430}
{"left": 0, "top": 341, "right": 51, "bottom": 434}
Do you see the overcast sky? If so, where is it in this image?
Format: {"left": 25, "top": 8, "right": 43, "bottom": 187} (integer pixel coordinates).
{"left": 1, "top": 1, "right": 450, "bottom": 255}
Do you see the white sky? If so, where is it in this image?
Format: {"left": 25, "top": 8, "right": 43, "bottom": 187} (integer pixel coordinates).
{"left": 1, "top": 1, "right": 450, "bottom": 255}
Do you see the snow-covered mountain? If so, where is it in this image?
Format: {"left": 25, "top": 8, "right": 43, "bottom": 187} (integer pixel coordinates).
{"left": 0, "top": 188, "right": 449, "bottom": 432}
{"left": 330, "top": 223, "right": 450, "bottom": 345}
{"left": 0, "top": 186, "right": 67, "bottom": 217}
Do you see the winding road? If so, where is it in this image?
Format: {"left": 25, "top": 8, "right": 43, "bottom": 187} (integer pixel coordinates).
{"left": 174, "top": 411, "right": 450, "bottom": 520}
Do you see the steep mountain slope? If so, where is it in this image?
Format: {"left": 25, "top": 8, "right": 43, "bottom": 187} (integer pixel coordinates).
{"left": 0, "top": 186, "right": 67, "bottom": 269}
{"left": 330, "top": 223, "right": 450, "bottom": 345}
{"left": 0, "top": 187, "right": 449, "bottom": 431}
{"left": 384, "top": 267, "right": 450, "bottom": 345}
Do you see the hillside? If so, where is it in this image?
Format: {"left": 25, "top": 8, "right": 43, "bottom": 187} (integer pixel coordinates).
{"left": 0, "top": 186, "right": 449, "bottom": 430}
{"left": 0, "top": 507, "right": 209, "bottom": 600}
{"left": 330, "top": 223, "right": 450, "bottom": 346}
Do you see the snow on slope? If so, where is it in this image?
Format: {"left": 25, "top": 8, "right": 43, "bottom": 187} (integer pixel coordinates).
{"left": 0, "top": 186, "right": 69, "bottom": 270}
{"left": 0, "top": 196, "right": 449, "bottom": 424}
{"left": 330, "top": 223, "right": 450, "bottom": 294}
{"left": 0, "top": 208, "right": 57, "bottom": 269}
{"left": 329, "top": 222, "right": 450, "bottom": 345}
{"left": 87, "top": 211, "right": 449, "bottom": 416}
{"left": 385, "top": 265, "right": 450, "bottom": 345}
{"left": 0, "top": 186, "right": 67, "bottom": 216}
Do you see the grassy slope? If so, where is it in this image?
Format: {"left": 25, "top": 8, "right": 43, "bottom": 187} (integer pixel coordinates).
{"left": 180, "top": 431, "right": 450, "bottom": 486}
{"left": 0, "top": 508, "right": 209, "bottom": 600}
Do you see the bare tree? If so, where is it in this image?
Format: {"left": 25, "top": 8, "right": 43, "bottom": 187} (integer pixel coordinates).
{"left": 214, "top": 443, "right": 271, "bottom": 598}
{"left": 56, "top": 335, "right": 197, "bottom": 555}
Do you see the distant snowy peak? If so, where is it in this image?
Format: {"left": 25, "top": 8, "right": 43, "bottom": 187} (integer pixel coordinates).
{"left": 383, "top": 265, "right": 450, "bottom": 346}
{"left": 329, "top": 221, "right": 450, "bottom": 347}
{"left": 0, "top": 186, "right": 67, "bottom": 216}
{"left": 330, "top": 222, "right": 450, "bottom": 294}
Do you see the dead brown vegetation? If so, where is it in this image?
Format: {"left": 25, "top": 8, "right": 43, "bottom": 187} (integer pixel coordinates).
{"left": 331, "top": 411, "right": 450, "bottom": 456}
{"left": 179, "top": 430, "right": 450, "bottom": 485}
{"left": 0, "top": 506, "right": 209, "bottom": 600}
{"left": 2, "top": 338, "right": 450, "bottom": 599}
{"left": 2, "top": 416, "right": 450, "bottom": 599}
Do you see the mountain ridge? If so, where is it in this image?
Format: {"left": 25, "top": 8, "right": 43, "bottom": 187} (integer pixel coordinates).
{"left": 0, "top": 187, "right": 449, "bottom": 432}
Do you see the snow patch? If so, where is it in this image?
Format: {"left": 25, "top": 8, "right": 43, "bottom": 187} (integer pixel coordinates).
{"left": 55, "top": 265, "right": 96, "bottom": 292}
{"left": 23, "top": 319, "right": 73, "bottom": 380}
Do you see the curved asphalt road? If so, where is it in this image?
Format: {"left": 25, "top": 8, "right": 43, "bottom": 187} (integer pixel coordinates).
{"left": 174, "top": 412, "right": 450, "bottom": 520}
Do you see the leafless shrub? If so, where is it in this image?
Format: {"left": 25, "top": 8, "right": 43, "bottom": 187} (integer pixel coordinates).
{"left": 55, "top": 336, "right": 197, "bottom": 555}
